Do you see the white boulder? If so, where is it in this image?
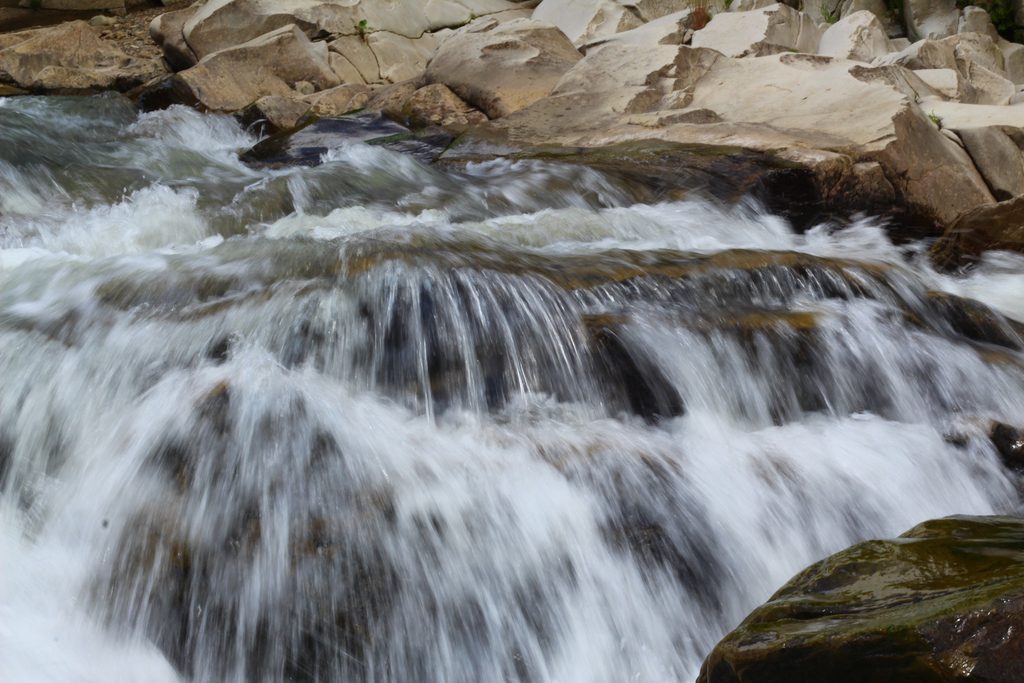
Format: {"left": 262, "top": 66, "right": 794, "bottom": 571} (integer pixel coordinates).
{"left": 818, "top": 10, "right": 893, "bottom": 62}
{"left": 691, "top": 4, "right": 821, "bottom": 57}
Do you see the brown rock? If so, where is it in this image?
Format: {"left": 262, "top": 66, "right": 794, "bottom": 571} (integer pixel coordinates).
{"left": 175, "top": 24, "right": 339, "bottom": 111}
{"left": 149, "top": 6, "right": 198, "bottom": 72}
{"left": 0, "top": 20, "right": 161, "bottom": 93}
{"left": 424, "top": 17, "right": 582, "bottom": 119}
{"left": 956, "top": 126, "right": 1024, "bottom": 201}
{"left": 402, "top": 83, "right": 487, "bottom": 130}
{"left": 363, "top": 78, "right": 420, "bottom": 121}
{"left": 932, "top": 194, "right": 1024, "bottom": 267}
{"left": 237, "top": 94, "right": 312, "bottom": 135}
{"left": 303, "top": 83, "right": 371, "bottom": 117}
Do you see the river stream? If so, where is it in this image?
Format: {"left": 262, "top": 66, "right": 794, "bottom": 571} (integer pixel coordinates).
{"left": 1, "top": 94, "right": 1023, "bottom": 683}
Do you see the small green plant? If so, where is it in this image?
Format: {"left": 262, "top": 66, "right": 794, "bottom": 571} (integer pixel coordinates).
{"left": 928, "top": 111, "right": 942, "bottom": 127}
{"left": 722, "top": 0, "right": 733, "bottom": 9}
{"left": 820, "top": 0, "right": 841, "bottom": 23}
{"left": 355, "top": 19, "right": 370, "bottom": 42}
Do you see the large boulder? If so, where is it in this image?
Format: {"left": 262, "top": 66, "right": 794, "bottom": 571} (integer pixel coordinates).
{"left": 932, "top": 193, "right": 1024, "bottom": 266}
{"left": 818, "top": 10, "right": 893, "bottom": 62}
{"left": 0, "top": 20, "right": 160, "bottom": 93}
{"left": 698, "top": 516, "right": 1024, "bottom": 683}
{"left": 874, "top": 37, "right": 958, "bottom": 69}
{"left": 476, "top": 43, "right": 998, "bottom": 227}
{"left": 401, "top": 83, "right": 488, "bottom": 130}
{"left": 424, "top": 17, "right": 582, "bottom": 119}
{"left": 904, "top": 0, "right": 959, "bottom": 40}
{"left": 532, "top": 0, "right": 692, "bottom": 46}
{"left": 690, "top": 4, "right": 822, "bottom": 58}
{"left": 303, "top": 82, "right": 372, "bottom": 116}
{"left": 583, "top": 9, "right": 698, "bottom": 50}
{"left": 181, "top": 0, "right": 524, "bottom": 60}
{"left": 956, "top": 125, "right": 1024, "bottom": 200}
{"left": 175, "top": 24, "right": 339, "bottom": 111}
{"left": 957, "top": 5, "right": 1024, "bottom": 84}
{"left": 150, "top": 5, "right": 199, "bottom": 72}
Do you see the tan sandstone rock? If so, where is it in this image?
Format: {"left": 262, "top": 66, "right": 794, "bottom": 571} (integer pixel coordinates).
{"left": 402, "top": 83, "right": 488, "bottom": 130}
{"left": 181, "top": 0, "right": 524, "bottom": 59}
{"left": 239, "top": 94, "right": 312, "bottom": 133}
{"left": 150, "top": 5, "right": 199, "bottom": 72}
{"left": 691, "top": 4, "right": 821, "bottom": 58}
{"left": 818, "top": 10, "right": 893, "bottom": 62}
{"left": 0, "top": 20, "right": 160, "bottom": 92}
{"left": 303, "top": 83, "right": 372, "bottom": 116}
{"left": 424, "top": 17, "right": 582, "bottom": 119}
{"left": 476, "top": 43, "right": 997, "bottom": 226}
{"left": 956, "top": 125, "right": 1024, "bottom": 199}
{"left": 175, "top": 24, "right": 338, "bottom": 111}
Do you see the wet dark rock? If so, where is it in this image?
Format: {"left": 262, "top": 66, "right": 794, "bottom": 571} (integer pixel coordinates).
{"left": 109, "top": 391, "right": 401, "bottom": 682}
{"left": 240, "top": 113, "right": 415, "bottom": 167}
{"left": 699, "top": 515, "right": 1024, "bottom": 683}
{"left": 990, "top": 421, "right": 1024, "bottom": 470}
{"left": 925, "top": 290, "right": 1024, "bottom": 351}
{"left": 931, "top": 194, "right": 1024, "bottom": 270}
{"left": 131, "top": 73, "right": 198, "bottom": 112}
{"left": 585, "top": 315, "right": 684, "bottom": 422}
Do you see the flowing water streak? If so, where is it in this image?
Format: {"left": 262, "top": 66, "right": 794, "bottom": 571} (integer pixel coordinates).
{"left": 0, "top": 95, "right": 1023, "bottom": 682}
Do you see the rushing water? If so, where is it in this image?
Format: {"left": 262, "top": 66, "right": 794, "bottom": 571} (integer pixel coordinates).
{"left": 1, "top": 94, "right": 1023, "bottom": 683}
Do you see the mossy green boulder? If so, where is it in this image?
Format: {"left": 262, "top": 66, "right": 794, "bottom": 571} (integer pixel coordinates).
{"left": 699, "top": 516, "right": 1024, "bottom": 683}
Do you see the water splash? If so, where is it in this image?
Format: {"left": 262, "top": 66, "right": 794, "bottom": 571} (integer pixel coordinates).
{"left": 0, "top": 95, "right": 1021, "bottom": 683}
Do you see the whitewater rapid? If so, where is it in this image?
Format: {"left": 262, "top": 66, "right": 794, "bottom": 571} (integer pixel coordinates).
{"left": 1, "top": 94, "right": 1022, "bottom": 683}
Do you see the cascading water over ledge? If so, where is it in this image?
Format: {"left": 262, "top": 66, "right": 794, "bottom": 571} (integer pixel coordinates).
{"left": 1, "top": 95, "right": 1023, "bottom": 683}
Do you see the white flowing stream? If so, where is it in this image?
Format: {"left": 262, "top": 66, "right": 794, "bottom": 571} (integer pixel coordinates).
{"left": 1, "top": 94, "right": 1023, "bottom": 683}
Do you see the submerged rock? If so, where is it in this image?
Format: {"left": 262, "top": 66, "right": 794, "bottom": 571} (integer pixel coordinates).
{"left": 931, "top": 194, "right": 1024, "bottom": 267}
{"left": 699, "top": 515, "right": 1024, "bottom": 683}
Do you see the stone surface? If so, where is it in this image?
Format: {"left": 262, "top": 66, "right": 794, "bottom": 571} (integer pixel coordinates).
{"left": 475, "top": 43, "right": 997, "bottom": 227}
{"left": 402, "top": 83, "right": 488, "bottom": 130}
{"left": 873, "top": 37, "right": 957, "bottom": 69}
{"left": 583, "top": 9, "right": 696, "bottom": 50}
{"left": 175, "top": 24, "right": 339, "bottom": 111}
{"left": 923, "top": 99, "right": 1024, "bottom": 128}
{"left": 364, "top": 30, "right": 439, "bottom": 84}
{"left": 958, "top": 59, "right": 1016, "bottom": 104}
{"left": 0, "top": 20, "right": 160, "bottom": 92}
{"left": 945, "top": 31, "right": 1006, "bottom": 76}
{"left": 698, "top": 516, "right": 1024, "bottom": 683}
{"left": 150, "top": 6, "right": 198, "bottom": 72}
{"left": 181, "top": 0, "right": 524, "bottom": 60}
{"left": 904, "top": 0, "right": 959, "bottom": 41}
{"left": 932, "top": 192, "right": 1024, "bottom": 266}
{"left": 914, "top": 67, "right": 960, "bottom": 98}
{"left": 303, "top": 82, "right": 371, "bottom": 116}
{"left": 424, "top": 17, "right": 582, "bottom": 119}
{"left": 533, "top": 0, "right": 696, "bottom": 46}
{"left": 532, "top": 0, "right": 642, "bottom": 45}
{"left": 818, "top": 10, "right": 893, "bottom": 62}
{"left": 956, "top": 125, "right": 1024, "bottom": 200}
{"left": 691, "top": 4, "right": 822, "bottom": 58}
{"left": 237, "top": 94, "right": 312, "bottom": 134}
{"left": 363, "top": 78, "right": 421, "bottom": 120}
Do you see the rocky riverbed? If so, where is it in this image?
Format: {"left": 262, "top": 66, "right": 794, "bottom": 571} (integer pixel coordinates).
{"left": 2, "top": 1, "right": 1024, "bottom": 682}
